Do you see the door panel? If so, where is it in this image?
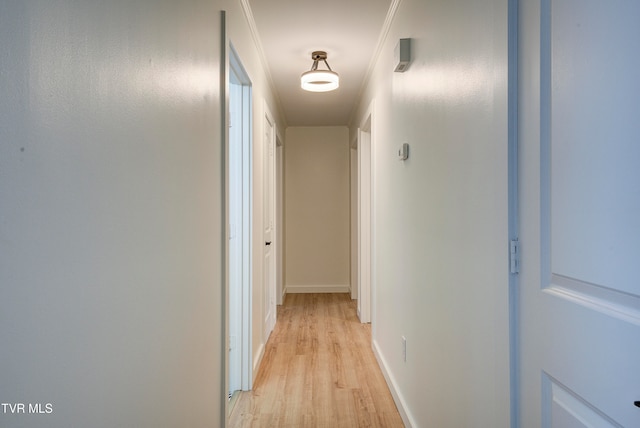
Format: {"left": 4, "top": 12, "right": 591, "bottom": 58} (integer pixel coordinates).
{"left": 544, "top": 375, "right": 623, "bottom": 428}
{"left": 548, "top": 0, "right": 640, "bottom": 296}
{"left": 519, "top": 0, "right": 640, "bottom": 426}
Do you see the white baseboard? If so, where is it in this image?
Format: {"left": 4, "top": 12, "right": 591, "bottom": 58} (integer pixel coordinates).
{"left": 285, "top": 284, "right": 350, "bottom": 294}
{"left": 372, "top": 339, "right": 416, "bottom": 428}
{"left": 252, "top": 342, "right": 265, "bottom": 387}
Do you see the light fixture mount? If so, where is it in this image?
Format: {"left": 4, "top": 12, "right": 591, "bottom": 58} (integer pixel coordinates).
{"left": 301, "top": 50, "right": 339, "bottom": 92}
{"left": 311, "top": 51, "right": 328, "bottom": 61}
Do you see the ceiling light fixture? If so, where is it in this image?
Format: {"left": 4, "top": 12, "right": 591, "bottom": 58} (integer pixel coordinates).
{"left": 301, "top": 51, "right": 339, "bottom": 92}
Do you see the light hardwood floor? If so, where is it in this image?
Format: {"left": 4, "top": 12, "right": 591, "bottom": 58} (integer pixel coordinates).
{"left": 229, "top": 293, "right": 404, "bottom": 428}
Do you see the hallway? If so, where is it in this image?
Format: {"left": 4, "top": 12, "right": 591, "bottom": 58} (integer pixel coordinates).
{"left": 229, "top": 294, "right": 404, "bottom": 427}
{"left": 4, "top": 1, "right": 639, "bottom": 427}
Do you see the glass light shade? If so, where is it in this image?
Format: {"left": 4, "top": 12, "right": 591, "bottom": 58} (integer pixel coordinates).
{"left": 300, "top": 70, "right": 339, "bottom": 92}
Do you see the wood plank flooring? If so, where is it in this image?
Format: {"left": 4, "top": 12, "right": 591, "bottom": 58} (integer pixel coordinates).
{"left": 229, "top": 293, "right": 404, "bottom": 428}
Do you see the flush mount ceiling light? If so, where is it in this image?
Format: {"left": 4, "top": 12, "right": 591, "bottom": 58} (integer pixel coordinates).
{"left": 300, "top": 51, "right": 339, "bottom": 92}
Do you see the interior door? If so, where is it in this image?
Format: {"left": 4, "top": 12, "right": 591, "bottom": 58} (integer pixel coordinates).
{"left": 263, "top": 106, "right": 277, "bottom": 339}
{"left": 518, "top": 0, "right": 640, "bottom": 426}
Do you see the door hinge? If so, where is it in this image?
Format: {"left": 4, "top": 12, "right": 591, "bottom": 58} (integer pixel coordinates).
{"left": 510, "top": 239, "right": 520, "bottom": 274}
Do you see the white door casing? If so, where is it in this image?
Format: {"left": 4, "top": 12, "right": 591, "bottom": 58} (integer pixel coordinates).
{"left": 350, "top": 143, "right": 358, "bottom": 301}
{"left": 228, "top": 75, "right": 242, "bottom": 397}
{"left": 276, "top": 140, "right": 284, "bottom": 305}
{"left": 228, "top": 44, "right": 253, "bottom": 393}
{"left": 357, "top": 118, "right": 372, "bottom": 324}
{"left": 263, "top": 104, "right": 277, "bottom": 340}
{"left": 519, "top": 1, "right": 640, "bottom": 426}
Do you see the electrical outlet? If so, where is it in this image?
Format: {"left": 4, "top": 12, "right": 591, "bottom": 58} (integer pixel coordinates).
{"left": 402, "top": 336, "right": 407, "bottom": 363}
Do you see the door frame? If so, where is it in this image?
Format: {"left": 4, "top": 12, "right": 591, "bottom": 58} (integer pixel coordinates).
{"left": 507, "top": 0, "right": 519, "bottom": 426}
{"left": 357, "top": 102, "right": 374, "bottom": 324}
{"left": 276, "top": 134, "right": 284, "bottom": 305}
{"left": 350, "top": 136, "right": 358, "bottom": 301}
{"left": 226, "top": 41, "right": 254, "bottom": 397}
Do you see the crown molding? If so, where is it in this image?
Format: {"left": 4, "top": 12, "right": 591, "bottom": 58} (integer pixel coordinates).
{"left": 348, "top": 0, "right": 402, "bottom": 127}
{"left": 239, "top": 0, "right": 289, "bottom": 128}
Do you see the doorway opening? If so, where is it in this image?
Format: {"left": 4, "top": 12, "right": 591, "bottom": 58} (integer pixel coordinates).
{"left": 228, "top": 44, "right": 253, "bottom": 407}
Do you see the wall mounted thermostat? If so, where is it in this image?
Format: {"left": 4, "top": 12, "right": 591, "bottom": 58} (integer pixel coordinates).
{"left": 394, "top": 38, "right": 412, "bottom": 72}
{"left": 398, "top": 143, "right": 409, "bottom": 161}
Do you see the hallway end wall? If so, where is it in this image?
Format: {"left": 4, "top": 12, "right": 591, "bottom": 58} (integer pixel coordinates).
{"left": 284, "top": 126, "right": 351, "bottom": 294}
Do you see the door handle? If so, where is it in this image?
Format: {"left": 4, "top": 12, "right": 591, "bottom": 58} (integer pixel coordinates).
{"left": 265, "top": 241, "right": 272, "bottom": 246}
{"left": 635, "top": 401, "right": 640, "bottom": 408}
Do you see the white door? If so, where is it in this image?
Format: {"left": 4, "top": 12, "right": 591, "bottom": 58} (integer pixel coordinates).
{"left": 263, "top": 106, "right": 277, "bottom": 339}
{"left": 519, "top": 1, "right": 640, "bottom": 426}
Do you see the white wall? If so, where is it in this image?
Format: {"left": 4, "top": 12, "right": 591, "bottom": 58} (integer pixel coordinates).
{"left": 351, "top": 0, "right": 511, "bottom": 426}
{"left": 0, "top": 2, "right": 223, "bottom": 427}
{"left": 0, "top": 1, "right": 282, "bottom": 427}
{"left": 284, "top": 126, "right": 351, "bottom": 293}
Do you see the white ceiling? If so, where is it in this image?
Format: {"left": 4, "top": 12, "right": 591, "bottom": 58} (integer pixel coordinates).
{"left": 247, "top": 0, "right": 393, "bottom": 127}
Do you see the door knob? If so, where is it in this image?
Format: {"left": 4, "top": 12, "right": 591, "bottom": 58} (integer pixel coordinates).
{"left": 265, "top": 241, "right": 272, "bottom": 246}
